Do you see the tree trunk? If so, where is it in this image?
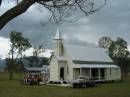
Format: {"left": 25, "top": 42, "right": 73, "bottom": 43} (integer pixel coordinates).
{"left": 10, "top": 59, "right": 14, "bottom": 80}
{"left": 10, "top": 47, "right": 15, "bottom": 80}
{"left": 0, "top": 0, "right": 52, "bottom": 30}
{"left": 121, "top": 73, "right": 124, "bottom": 82}
{"left": 10, "top": 68, "right": 13, "bottom": 80}
{"left": 0, "top": 0, "right": 36, "bottom": 30}
{"left": 0, "top": 0, "right": 2, "bottom": 6}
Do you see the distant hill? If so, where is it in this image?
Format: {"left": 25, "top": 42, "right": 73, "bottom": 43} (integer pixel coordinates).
{"left": 0, "top": 59, "right": 6, "bottom": 69}
{"left": 0, "top": 56, "right": 50, "bottom": 69}
{"left": 23, "top": 56, "right": 49, "bottom": 67}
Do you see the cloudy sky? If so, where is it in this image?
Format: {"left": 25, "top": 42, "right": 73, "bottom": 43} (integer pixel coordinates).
{"left": 0, "top": 0, "right": 130, "bottom": 58}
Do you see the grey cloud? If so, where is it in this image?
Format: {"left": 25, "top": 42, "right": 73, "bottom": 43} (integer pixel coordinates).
{"left": 60, "top": 0, "right": 130, "bottom": 45}
{"left": 0, "top": 3, "right": 56, "bottom": 48}
{"left": 63, "top": 36, "right": 97, "bottom": 47}
{"left": 0, "top": 0, "right": 130, "bottom": 49}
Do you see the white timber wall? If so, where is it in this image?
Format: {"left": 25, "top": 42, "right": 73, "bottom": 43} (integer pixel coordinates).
{"left": 50, "top": 56, "right": 59, "bottom": 81}
{"left": 105, "top": 68, "right": 121, "bottom": 81}
{"left": 63, "top": 46, "right": 74, "bottom": 81}
{"left": 54, "top": 40, "right": 63, "bottom": 56}
{"left": 73, "top": 68, "right": 80, "bottom": 79}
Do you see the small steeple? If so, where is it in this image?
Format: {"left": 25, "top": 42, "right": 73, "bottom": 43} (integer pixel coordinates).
{"left": 54, "top": 28, "right": 62, "bottom": 40}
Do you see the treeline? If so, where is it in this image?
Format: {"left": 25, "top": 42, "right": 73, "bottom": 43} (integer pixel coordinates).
{"left": 5, "top": 56, "right": 49, "bottom": 72}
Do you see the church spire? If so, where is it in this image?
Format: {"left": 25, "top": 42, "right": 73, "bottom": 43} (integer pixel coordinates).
{"left": 54, "top": 27, "right": 63, "bottom": 56}
{"left": 54, "top": 28, "right": 62, "bottom": 40}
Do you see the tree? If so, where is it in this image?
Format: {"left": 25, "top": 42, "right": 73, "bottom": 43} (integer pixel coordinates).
{"left": 108, "top": 38, "right": 129, "bottom": 58}
{"left": 9, "top": 31, "right": 31, "bottom": 80}
{"left": 32, "top": 44, "right": 44, "bottom": 67}
{"left": 16, "top": 59, "right": 25, "bottom": 71}
{"left": 39, "top": 57, "right": 49, "bottom": 66}
{"left": 0, "top": 0, "right": 106, "bottom": 30}
{"left": 98, "top": 36, "right": 113, "bottom": 49}
{"left": 98, "top": 37, "right": 130, "bottom": 80}
{"left": 5, "top": 58, "right": 11, "bottom": 72}
{"left": 33, "top": 45, "right": 44, "bottom": 57}
{"left": 109, "top": 38, "right": 130, "bottom": 80}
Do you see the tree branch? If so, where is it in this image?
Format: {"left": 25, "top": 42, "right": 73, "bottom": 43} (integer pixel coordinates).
{"left": 0, "top": 0, "right": 106, "bottom": 30}
{"left": 0, "top": 0, "right": 50, "bottom": 30}
{"left": 0, "top": 0, "right": 2, "bottom": 6}
{"left": 0, "top": 0, "right": 35, "bottom": 30}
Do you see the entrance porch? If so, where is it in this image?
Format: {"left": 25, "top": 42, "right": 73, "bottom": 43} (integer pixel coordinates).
{"left": 73, "top": 68, "right": 106, "bottom": 81}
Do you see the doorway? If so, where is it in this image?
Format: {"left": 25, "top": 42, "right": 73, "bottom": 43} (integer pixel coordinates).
{"left": 60, "top": 67, "right": 64, "bottom": 80}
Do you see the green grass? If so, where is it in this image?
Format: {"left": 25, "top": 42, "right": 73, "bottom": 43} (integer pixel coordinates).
{"left": 0, "top": 72, "right": 130, "bottom": 97}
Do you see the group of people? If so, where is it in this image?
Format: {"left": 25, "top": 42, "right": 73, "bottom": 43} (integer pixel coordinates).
{"left": 22, "top": 73, "right": 42, "bottom": 85}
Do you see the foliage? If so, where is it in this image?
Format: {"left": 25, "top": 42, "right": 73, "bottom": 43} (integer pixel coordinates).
{"left": 33, "top": 45, "right": 44, "bottom": 57}
{"left": 5, "top": 58, "right": 11, "bottom": 72}
{"left": 8, "top": 31, "right": 31, "bottom": 80}
{"left": 109, "top": 38, "right": 130, "bottom": 78}
{"left": 98, "top": 36, "right": 113, "bottom": 49}
{"left": 26, "top": 56, "right": 49, "bottom": 67}
{"left": 15, "top": 59, "right": 25, "bottom": 71}
{"left": 98, "top": 36, "right": 130, "bottom": 78}
{"left": 111, "top": 38, "right": 129, "bottom": 58}
{"left": 30, "top": 45, "right": 45, "bottom": 67}
{"left": 10, "top": 31, "right": 32, "bottom": 58}
{"left": 112, "top": 57, "right": 130, "bottom": 77}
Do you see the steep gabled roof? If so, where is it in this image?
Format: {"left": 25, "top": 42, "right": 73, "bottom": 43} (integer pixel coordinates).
{"left": 63, "top": 43, "right": 113, "bottom": 63}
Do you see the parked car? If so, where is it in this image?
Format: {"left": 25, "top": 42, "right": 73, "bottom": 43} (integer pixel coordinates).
{"left": 72, "top": 76, "right": 96, "bottom": 88}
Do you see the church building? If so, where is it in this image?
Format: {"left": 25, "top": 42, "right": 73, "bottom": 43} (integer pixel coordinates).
{"left": 49, "top": 29, "right": 121, "bottom": 82}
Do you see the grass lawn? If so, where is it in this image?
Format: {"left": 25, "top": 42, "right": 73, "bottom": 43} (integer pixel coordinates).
{"left": 0, "top": 72, "right": 130, "bottom": 97}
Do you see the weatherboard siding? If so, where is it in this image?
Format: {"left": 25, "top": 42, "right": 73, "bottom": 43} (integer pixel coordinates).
{"left": 50, "top": 56, "right": 59, "bottom": 81}
{"left": 105, "top": 68, "right": 121, "bottom": 81}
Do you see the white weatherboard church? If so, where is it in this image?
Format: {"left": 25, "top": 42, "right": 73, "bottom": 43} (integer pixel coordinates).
{"left": 49, "top": 29, "right": 121, "bottom": 82}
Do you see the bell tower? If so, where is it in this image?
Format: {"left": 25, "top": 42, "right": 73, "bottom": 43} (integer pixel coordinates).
{"left": 54, "top": 28, "right": 63, "bottom": 56}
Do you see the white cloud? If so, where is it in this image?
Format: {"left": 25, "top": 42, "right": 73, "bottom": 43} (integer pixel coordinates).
{"left": 24, "top": 48, "right": 52, "bottom": 58}
{"left": 0, "top": 37, "right": 52, "bottom": 59}
{"left": 0, "top": 0, "right": 16, "bottom": 15}
{"left": 128, "top": 46, "right": 130, "bottom": 52}
{"left": 0, "top": 0, "right": 130, "bottom": 52}
{"left": 0, "top": 37, "right": 10, "bottom": 59}
{"left": 23, "top": 48, "right": 34, "bottom": 57}
{"left": 39, "top": 50, "right": 52, "bottom": 58}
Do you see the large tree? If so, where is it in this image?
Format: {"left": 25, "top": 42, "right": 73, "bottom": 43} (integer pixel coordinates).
{"left": 0, "top": 0, "right": 106, "bottom": 30}
{"left": 109, "top": 38, "right": 130, "bottom": 79}
{"left": 9, "top": 31, "right": 31, "bottom": 80}
{"left": 98, "top": 37, "right": 130, "bottom": 80}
